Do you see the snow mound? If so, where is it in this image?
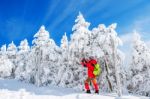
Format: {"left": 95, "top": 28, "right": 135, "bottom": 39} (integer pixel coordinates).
{"left": 0, "top": 79, "right": 149, "bottom": 99}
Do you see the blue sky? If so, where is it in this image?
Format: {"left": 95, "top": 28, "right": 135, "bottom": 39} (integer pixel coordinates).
{"left": 0, "top": 0, "right": 150, "bottom": 46}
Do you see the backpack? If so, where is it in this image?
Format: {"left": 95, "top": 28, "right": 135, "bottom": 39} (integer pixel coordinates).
{"left": 93, "top": 63, "right": 101, "bottom": 76}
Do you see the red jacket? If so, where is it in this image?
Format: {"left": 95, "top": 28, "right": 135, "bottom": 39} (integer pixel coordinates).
{"left": 81, "top": 59, "right": 97, "bottom": 78}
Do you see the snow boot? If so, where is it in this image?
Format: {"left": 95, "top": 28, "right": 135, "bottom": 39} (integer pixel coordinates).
{"left": 95, "top": 90, "right": 99, "bottom": 94}
{"left": 86, "top": 90, "right": 91, "bottom": 93}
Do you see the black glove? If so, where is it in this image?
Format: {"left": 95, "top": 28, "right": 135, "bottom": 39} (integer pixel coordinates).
{"left": 82, "top": 58, "right": 86, "bottom": 62}
{"left": 83, "top": 65, "right": 86, "bottom": 67}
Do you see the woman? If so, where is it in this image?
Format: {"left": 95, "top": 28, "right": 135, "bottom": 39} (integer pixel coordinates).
{"left": 81, "top": 57, "right": 99, "bottom": 93}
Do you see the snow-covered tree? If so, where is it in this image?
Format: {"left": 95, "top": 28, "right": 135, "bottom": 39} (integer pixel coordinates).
{"left": 25, "top": 25, "right": 61, "bottom": 86}
{"left": 70, "top": 12, "right": 91, "bottom": 57}
{"left": 62, "top": 12, "right": 91, "bottom": 90}
{"left": 0, "top": 44, "right": 7, "bottom": 55}
{"left": 15, "top": 39, "right": 30, "bottom": 80}
{"left": 57, "top": 32, "right": 71, "bottom": 87}
{"left": 18, "top": 39, "right": 30, "bottom": 53}
{"left": 7, "top": 41, "right": 17, "bottom": 56}
{"left": 61, "top": 32, "right": 68, "bottom": 51}
{"left": 7, "top": 41, "right": 18, "bottom": 78}
{"left": 45, "top": 38, "right": 61, "bottom": 86}
{"left": 127, "top": 32, "right": 150, "bottom": 96}
{"left": 0, "top": 44, "right": 14, "bottom": 78}
{"left": 0, "top": 54, "right": 14, "bottom": 78}
{"left": 91, "top": 23, "right": 124, "bottom": 95}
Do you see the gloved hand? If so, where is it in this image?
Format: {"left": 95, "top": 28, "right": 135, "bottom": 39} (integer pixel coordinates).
{"left": 81, "top": 58, "right": 86, "bottom": 62}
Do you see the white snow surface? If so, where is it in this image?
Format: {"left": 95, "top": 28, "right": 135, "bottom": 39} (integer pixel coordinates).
{"left": 0, "top": 79, "right": 148, "bottom": 99}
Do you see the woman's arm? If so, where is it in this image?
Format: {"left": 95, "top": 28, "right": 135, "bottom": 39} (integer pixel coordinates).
{"left": 81, "top": 58, "right": 87, "bottom": 67}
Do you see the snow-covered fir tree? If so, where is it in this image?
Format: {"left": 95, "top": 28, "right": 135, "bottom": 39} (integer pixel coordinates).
{"left": 70, "top": 12, "right": 91, "bottom": 57}
{"left": 15, "top": 39, "right": 30, "bottom": 80}
{"left": 60, "top": 32, "right": 68, "bottom": 51}
{"left": 7, "top": 41, "right": 18, "bottom": 57}
{"left": 65, "top": 12, "right": 91, "bottom": 90}
{"left": 104, "top": 24, "right": 124, "bottom": 96}
{"left": 7, "top": 41, "right": 18, "bottom": 78}
{"left": 25, "top": 25, "right": 61, "bottom": 86}
{"left": 18, "top": 39, "right": 30, "bottom": 53}
{"left": 0, "top": 54, "right": 14, "bottom": 78}
{"left": 45, "top": 37, "right": 61, "bottom": 86}
{"left": 57, "top": 32, "right": 71, "bottom": 87}
{"left": 127, "top": 32, "right": 150, "bottom": 96}
{"left": 0, "top": 44, "right": 7, "bottom": 55}
{"left": 0, "top": 44, "right": 14, "bottom": 78}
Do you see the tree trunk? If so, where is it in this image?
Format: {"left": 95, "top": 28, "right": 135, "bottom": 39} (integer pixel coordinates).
{"left": 111, "top": 37, "right": 122, "bottom": 97}
{"left": 104, "top": 59, "right": 113, "bottom": 92}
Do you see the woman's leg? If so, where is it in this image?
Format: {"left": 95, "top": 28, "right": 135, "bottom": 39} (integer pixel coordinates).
{"left": 91, "top": 77, "right": 99, "bottom": 92}
{"left": 84, "top": 77, "right": 91, "bottom": 92}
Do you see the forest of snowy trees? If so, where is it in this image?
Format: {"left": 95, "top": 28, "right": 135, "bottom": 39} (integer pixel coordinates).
{"left": 0, "top": 12, "right": 150, "bottom": 97}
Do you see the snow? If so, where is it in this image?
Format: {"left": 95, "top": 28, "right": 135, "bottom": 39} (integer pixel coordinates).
{"left": 0, "top": 79, "right": 148, "bottom": 99}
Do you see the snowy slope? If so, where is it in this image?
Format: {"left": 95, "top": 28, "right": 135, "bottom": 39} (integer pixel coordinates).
{"left": 0, "top": 79, "right": 148, "bottom": 99}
